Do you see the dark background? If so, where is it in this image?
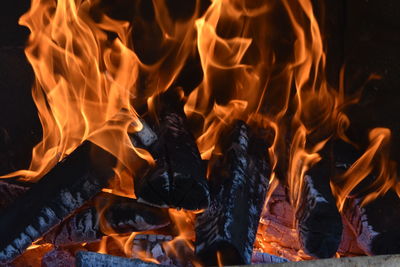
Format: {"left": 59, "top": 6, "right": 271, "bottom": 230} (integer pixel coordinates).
{"left": 0, "top": 0, "right": 399, "bottom": 175}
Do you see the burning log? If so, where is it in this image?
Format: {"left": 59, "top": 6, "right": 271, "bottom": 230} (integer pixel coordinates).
{"left": 251, "top": 252, "right": 289, "bottom": 264}
{"left": 129, "top": 119, "right": 158, "bottom": 151}
{"left": 135, "top": 88, "right": 210, "bottom": 210}
{"left": 296, "top": 153, "right": 343, "bottom": 258}
{"left": 332, "top": 140, "right": 400, "bottom": 255}
{"left": 43, "top": 193, "right": 170, "bottom": 246}
{"left": 343, "top": 191, "right": 400, "bottom": 255}
{"left": 195, "top": 121, "right": 270, "bottom": 266}
{"left": 0, "top": 141, "right": 115, "bottom": 263}
{"left": 75, "top": 251, "right": 168, "bottom": 267}
{"left": 255, "top": 183, "right": 314, "bottom": 261}
{"left": 41, "top": 248, "right": 76, "bottom": 267}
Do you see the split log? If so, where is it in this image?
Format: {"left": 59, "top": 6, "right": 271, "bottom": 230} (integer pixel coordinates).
{"left": 195, "top": 121, "right": 270, "bottom": 266}
{"left": 43, "top": 193, "right": 170, "bottom": 246}
{"left": 343, "top": 191, "right": 400, "bottom": 255}
{"left": 251, "top": 252, "right": 289, "bottom": 264}
{"left": 0, "top": 141, "right": 115, "bottom": 263}
{"left": 135, "top": 88, "right": 210, "bottom": 210}
{"left": 295, "top": 145, "right": 343, "bottom": 258}
{"left": 75, "top": 251, "right": 169, "bottom": 267}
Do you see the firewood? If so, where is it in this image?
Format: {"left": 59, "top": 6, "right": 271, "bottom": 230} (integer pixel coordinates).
{"left": 251, "top": 252, "right": 289, "bottom": 264}
{"left": 295, "top": 145, "right": 343, "bottom": 258}
{"left": 75, "top": 251, "right": 168, "bottom": 267}
{"left": 135, "top": 88, "right": 210, "bottom": 211}
{"left": 0, "top": 180, "right": 29, "bottom": 210}
{"left": 343, "top": 191, "right": 400, "bottom": 255}
{"left": 43, "top": 193, "right": 170, "bottom": 246}
{"left": 195, "top": 121, "right": 270, "bottom": 266}
{"left": 0, "top": 141, "right": 115, "bottom": 263}
{"left": 41, "top": 249, "right": 75, "bottom": 267}
{"left": 255, "top": 182, "right": 364, "bottom": 260}
{"left": 129, "top": 118, "right": 158, "bottom": 151}
{"left": 332, "top": 140, "right": 400, "bottom": 255}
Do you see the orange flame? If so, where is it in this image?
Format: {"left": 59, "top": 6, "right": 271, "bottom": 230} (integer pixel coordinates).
{"left": 332, "top": 128, "right": 397, "bottom": 211}
{"left": 4, "top": 0, "right": 399, "bottom": 263}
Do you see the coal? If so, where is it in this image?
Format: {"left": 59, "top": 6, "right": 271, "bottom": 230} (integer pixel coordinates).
{"left": 135, "top": 88, "right": 210, "bottom": 210}
{"left": 195, "top": 121, "right": 270, "bottom": 266}
{"left": 44, "top": 193, "right": 170, "bottom": 246}
{"left": 0, "top": 141, "right": 115, "bottom": 263}
{"left": 75, "top": 251, "right": 169, "bottom": 267}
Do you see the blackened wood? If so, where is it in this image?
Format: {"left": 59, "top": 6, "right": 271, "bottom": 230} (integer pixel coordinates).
{"left": 0, "top": 141, "right": 115, "bottom": 263}
{"left": 41, "top": 249, "right": 75, "bottom": 267}
{"left": 296, "top": 156, "right": 343, "bottom": 258}
{"left": 343, "top": 191, "right": 400, "bottom": 255}
{"left": 332, "top": 140, "right": 400, "bottom": 255}
{"left": 44, "top": 193, "right": 170, "bottom": 246}
{"left": 135, "top": 88, "right": 210, "bottom": 210}
{"left": 195, "top": 121, "right": 270, "bottom": 266}
{"left": 251, "top": 252, "right": 289, "bottom": 264}
{"left": 129, "top": 119, "right": 158, "bottom": 151}
{"left": 75, "top": 251, "right": 168, "bottom": 267}
{"left": 256, "top": 182, "right": 363, "bottom": 260}
{"left": 0, "top": 180, "right": 29, "bottom": 210}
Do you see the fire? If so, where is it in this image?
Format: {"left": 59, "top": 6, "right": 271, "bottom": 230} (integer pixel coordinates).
{"left": 332, "top": 128, "right": 397, "bottom": 211}
{"left": 2, "top": 0, "right": 141, "bottom": 187}
{"left": 3, "top": 0, "right": 398, "bottom": 264}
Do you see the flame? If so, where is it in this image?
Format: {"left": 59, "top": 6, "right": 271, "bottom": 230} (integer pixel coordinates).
{"left": 162, "top": 209, "right": 200, "bottom": 266}
{"left": 4, "top": 0, "right": 398, "bottom": 263}
{"left": 332, "top": 128, "right": 397, "bottom": 211}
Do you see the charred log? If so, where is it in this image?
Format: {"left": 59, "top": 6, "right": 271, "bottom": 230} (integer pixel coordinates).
{"left": 0, "top": 180, "right": 29, "bottom": 210}
{"left": 0, "top": 142, "right": 115, "bottom": 263}
{"left": 251, "top": 252, "right": 289, "bottom": 264}
{"left": 195, "top": 121, "right": 270, "bottom": 266}
{"left": 296, "top": 175, "right": 343, "bottom": 258}
{"left": 129, "top": 118, "right": 158, "bottom": 151}
{"left": 41, "top": 249, "right": 75, "bottom": 267}
{"left": 75, "top": 251, "right": 168, "bottom": 267}
{"left": 295, "top": 144, "right": 343, "bottom": 259}
{"left": 135, "top": 88, "right": 209, "bottom": 210}
{"left": 343, "top": 191, "right": 400, "bottom": 255}
{"left": 44, "top": 193, "right": 170, "bottom": 246}
{"left": 333, "top": 140, "right": 400, "bottom": 255}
